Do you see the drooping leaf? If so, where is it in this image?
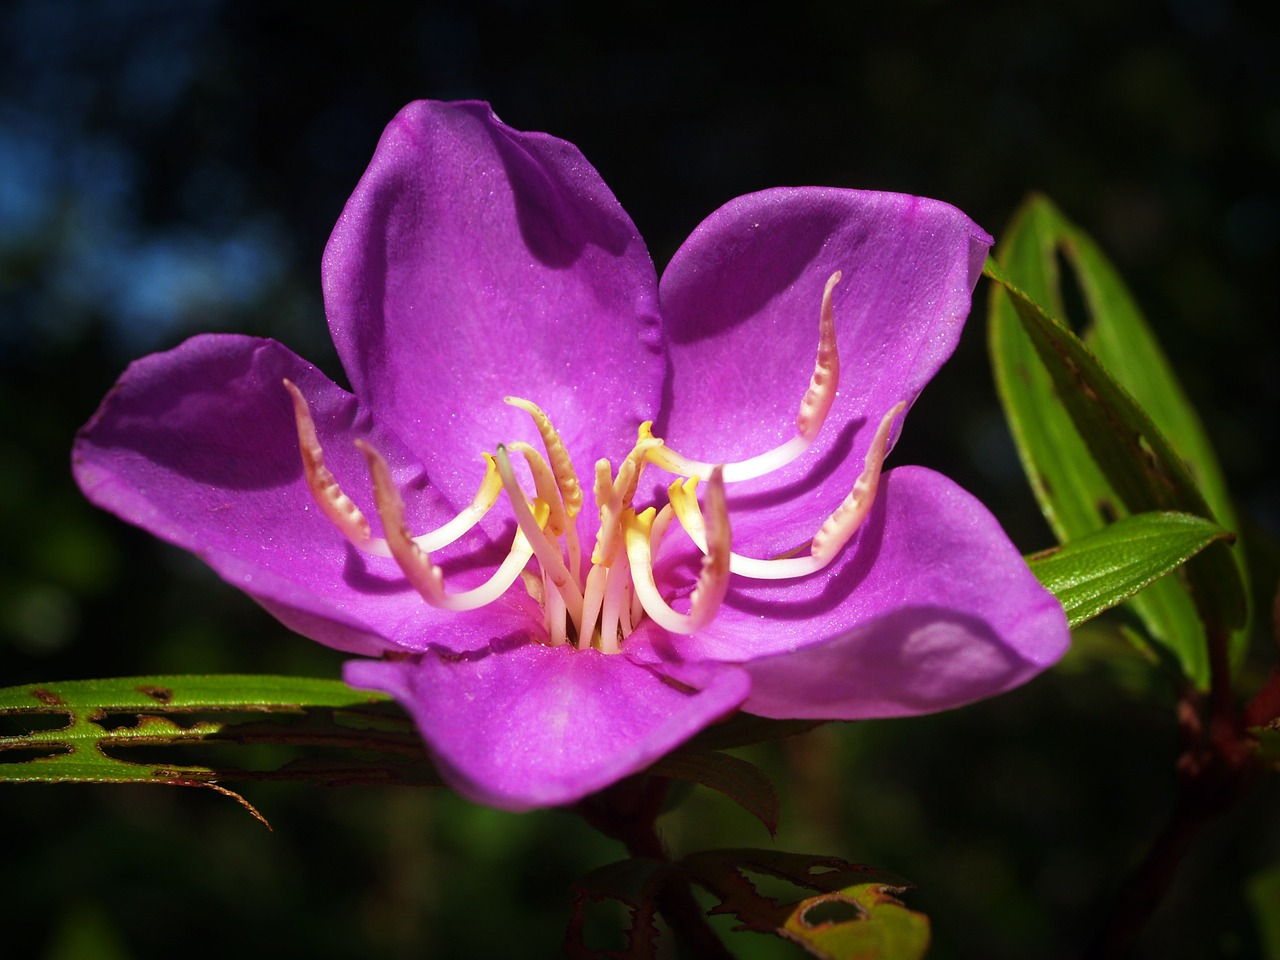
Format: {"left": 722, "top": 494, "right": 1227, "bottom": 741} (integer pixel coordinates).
{"left": 0, "top": 675, "right": 439, "bottom": 796}
{"left": 565, "top": 857, "right": 668, "bottom": 960}
{"left": 1026, "top": 511, "right": 1233, "bottom": 627}
{"left": 648, "top": 748, "right": 781, "bottom": 835}
{"left": 682, "top": 848, "right": 929, "bottom": 960}
{"left": 987, "top": 200, "right": 1248, "bottom": 686}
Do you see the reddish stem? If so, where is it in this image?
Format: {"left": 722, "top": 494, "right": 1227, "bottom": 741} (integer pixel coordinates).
{"left": 577, "top": 778, "right": 732, "bottom": 959}
{"left": 1084, "top": 623, "right": 1254, "bottom": 959}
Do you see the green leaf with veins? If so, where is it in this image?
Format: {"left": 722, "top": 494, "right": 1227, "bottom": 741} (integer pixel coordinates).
{"left": 0, "top": 675, "right": 439, "bottom": 809}
{"left": 1026, "top": 511, "right": 1233, "bottom": 627}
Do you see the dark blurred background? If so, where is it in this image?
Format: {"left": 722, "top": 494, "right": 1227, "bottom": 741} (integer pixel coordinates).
{"left": 2, "top": 1, "right": 1277, "bottom": 957}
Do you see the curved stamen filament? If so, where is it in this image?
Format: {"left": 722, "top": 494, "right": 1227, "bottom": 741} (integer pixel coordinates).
{"left": 598, "top": 560, "right": 632, "bottom": 654}
{"left": 286, "top": 380, "right": 502, "bottom": 557}
{"left": 287, "top": 267, "right": 894, "bottom": 652}
{"left": 669, "top": 403, "right": 903, "bottom": 580}
{"left": 284, "top": 378, "right": 376, "bottom": 552}
{"left": 495, "top": 445, "right": 586, "bottom": 633}
{"left": 642, "top": 271, "right": 843, "bottom": 483}
{"left": 504, "top": 397, "right": 583, "bottom": 517}
{"left": 506, "top": 397, "right": 584, "bottom": 581}
{"left": 413, "top": 453, "right": 504, "bottom": 552}
{"left": 357, "top": 440, "right": 547, "bottom": 611}
{"left": 508, "top": 442, "right": 569, "bottom": 538}
{"left": 625, "top": 467, "right": 730, "bottom": 634}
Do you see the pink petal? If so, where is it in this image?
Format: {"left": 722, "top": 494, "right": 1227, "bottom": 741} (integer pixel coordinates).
{"left": 323, "top": 100, "right": 665, "bottom": 502}
{"left": 345, "top": 640, "right": 749, "bottom": 811}
{"left": 657, "top": 188, "right": 992, "bottom": 551}
{"left": 72, "top": 334, "right": 539, "bottom": 655}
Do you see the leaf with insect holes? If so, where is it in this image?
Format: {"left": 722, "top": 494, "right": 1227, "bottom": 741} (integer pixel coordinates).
{"left": 682, "top": 848, "right": 929, "bottom": 960}
{"left": 0, "top": 674, "right": 441, "bottom": 818}
{"left": 565, "top": 857, "right": 669, "bottom": 960}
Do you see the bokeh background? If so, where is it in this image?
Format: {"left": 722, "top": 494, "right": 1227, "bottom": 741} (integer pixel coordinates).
{"left": 2, "top": 1, "right": 1277, "bottom": 957}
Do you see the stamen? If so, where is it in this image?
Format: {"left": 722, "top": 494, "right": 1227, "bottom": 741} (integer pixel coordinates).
{"left": 797, "top": 271, "right": 843, "bottom": 441}
{"left": 495, "top": 445, "right": 586, "bottom": 632}
{"left": 589, "top": 459, "right": 618, "bottom": 567}
{"left": 507, "top": 397, "right": 585, "bottom": 581}
{"left": 412, "top": 453, "right": 504, "bottom": 552}
{"left": 285, "top": 380, "right": 502, "bottom": 558}
{"left": 542, "top": 572, "right": 569, "bottom": 646}
{"left": 643, "top": 271, "right": 843, "bottom": 482}
{"left": 283, "top": 378, "right": 378, "bottom": 553}
{"left": 357, "top": 440, "right": 546, "bottom": 611}
{"left": 808, "top": 401, "right": 903, "bottom": 564}
{"left": 598, "top": 561, "right": 633, "bottom": 654}
{"left": 290, "top": 261, "right": 876, "bottom": 655}
{"left": 669, "top": 403, "right": 903, "bottom": 580}
{"left": 591, "top": 438, "right": 663, "bottom": 566}
{"left": 504, "top": 397, "right": 583, "bottom": 517}
{"left": 578, "top": 563, "right": 608, "bottom": 650}
{"left": 625, "top": 467, "right": 731, "bottom": 634}
{"left": 508, "top": 442, "right": 569, "bottom": 538}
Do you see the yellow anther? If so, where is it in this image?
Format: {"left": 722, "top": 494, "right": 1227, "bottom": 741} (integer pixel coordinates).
{"left": 412, "top": 452, "right": 504, "bottom": 553}
{"left": 590, "top": 436, "right": 663, "bottom": 566}
{"left": 590, "top": 459, "right": 616, "bottom": 566}
{"left": 505, "top": 397, "right": 583, "bottom": 518}
{"left": 667, "top": 476, "right": 702, "bottom": 539}
{"left": 613, "top": 435, "right": 663, "bottom": 505}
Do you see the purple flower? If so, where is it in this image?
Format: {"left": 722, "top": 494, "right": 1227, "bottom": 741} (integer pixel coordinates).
{"left": 73, "top": 101, "right": 1069, "bottom": 811}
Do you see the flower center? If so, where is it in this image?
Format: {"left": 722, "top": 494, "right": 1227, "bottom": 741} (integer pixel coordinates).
{"left": 283, "top": 272, "right": 902, "bottom": 653}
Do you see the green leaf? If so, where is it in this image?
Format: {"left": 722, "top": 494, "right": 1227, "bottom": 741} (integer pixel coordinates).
{"left": 0, "top": 674, "right": 439, "bottom": 797}
{"left": 1058, "top": 208, "right": 1254, "bottom": 666}
{"left": 565, "top": 857, "right": 668, "bottom": 960}
{"left": 1027, "top": 511, "right": 1233, "bottom": 627}
{"left": 683, "top": 849, "right": 929, "bottom": 960}
{"left": 648, "top": 749, "right": 781, "bottom": 835}
{"left": 987, "top": 197, "right": 1248, "bottom": 685}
